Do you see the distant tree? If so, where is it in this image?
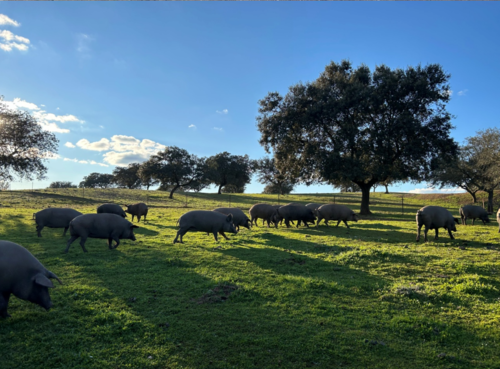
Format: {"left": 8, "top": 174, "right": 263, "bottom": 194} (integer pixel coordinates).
{"left": 429, "top": 147, "right": 481, "bottom": 203}
{"left": 262, "top": 182, "right": 294, "bottom": 195}
{"left": 221, "top": 184, "right": 246, "bottom": 193}
{"left": 79, "top": 172, "right": 115, "bottom": 189}
{"left": 113, "top": 163, "right": 142, "bottom": 189}
{"left": 254, "top": 157, "right": 296, "bottom": 195}
{"left": 146, "top": 146, "right": 208, "bottom": 199}
{"left": 206, "top": 152, "right": 253, "bottom": 195}
{"left": 0, "top": 97, "right": 59, "bottom": 182}
{"left": 331, "top": 180, "right": 361, "bottom": 193}
{"left": 137, "top": 160, "right": 160, "bottom": 190}
{"left": 463, "top": 128, "right": 500, "bottom": 212}
{"left": 49, "top": 181, "right": 77, "bottom": 189}
{"left": 257, "top": 60, "right": 457, "bottom": 214}
{"left": 0, "top": 180, "right": 10, "bottom": 191}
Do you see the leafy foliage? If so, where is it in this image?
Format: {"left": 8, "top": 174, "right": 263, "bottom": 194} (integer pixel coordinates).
{"left": 463, "top": 128, "right": 500, "bottom": 212}
{"left": 112, "top": 163, "right": 142, "bottom": 189}
{"left": 206, "top": 152, "right": 253, "bottom": 194}
{"left": 255, "top": 157, "right": 295, "bottom": 195}
{"left": 0, "top": 97, "right": 58, "bottom": 181}
{"left": 257, "top": 60, "right": 457, "bottom": 214}
{"left": 48, "top": 181, "right": 77, "bottom": 189}
{"left": 137, "top": 160, "right": 160, "bottom": 190}
{"left": 79, "top": 172, "right": 116, "bottom": 189}
{"left": 146, "top": 146, "right": 207, "bottom": 199}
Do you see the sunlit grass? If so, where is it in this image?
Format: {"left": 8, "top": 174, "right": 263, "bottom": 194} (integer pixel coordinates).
{"left": 1, "top": 190, "right": 499, "bottom": 368}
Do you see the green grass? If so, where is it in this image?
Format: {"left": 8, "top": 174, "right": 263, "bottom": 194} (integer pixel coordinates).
{"left": 1, "top": 189, "right": 500, "bottom": 368}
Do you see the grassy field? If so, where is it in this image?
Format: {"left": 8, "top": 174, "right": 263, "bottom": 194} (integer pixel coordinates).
{"left": 1, "top": 189, "right": 500, "bottom": 368}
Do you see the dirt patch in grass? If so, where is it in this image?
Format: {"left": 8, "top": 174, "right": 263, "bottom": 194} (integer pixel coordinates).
{"left": 194, "top": 283, "right": 239, "bottom": 304}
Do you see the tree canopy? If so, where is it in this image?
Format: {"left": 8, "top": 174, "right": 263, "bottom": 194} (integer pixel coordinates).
{"left": 254, "top": 157, "right": 295, "bottom": 195}
{"left": 206, "top": 152, "right": 253, "bottom": 195}
{"left": 49, "top": 181, "right": 77, "bottom": 189}
{"left": 257, "top": 60, "right": 458, "bottom": 214}
{"left": 79, "top": 172, "right": 115, "bottom": 189}
{"left": 0, "top": 98, "right": 59, "bottom": 182}
{"left": 112, "top": 163, "right": 142, "bottom": 189}
{"left": 463, "top": 128, "right": 500, "bottom": 212}
{"left": 145, "top": 146, "right": 207, "bottom": 199}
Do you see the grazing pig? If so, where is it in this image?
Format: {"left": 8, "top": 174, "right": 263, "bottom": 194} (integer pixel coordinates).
{"left": 213, "top": 208, "right": 251, "bottom": 231}
{"left": 276, "top": 204, "right": 316, "bottom": 228}
{"left": 34, "top": 208, "right": 83, "bottom": 237}
{"left": 125, "top": 202, "right": 149, "bottom": 222}
{"left": 97, "top": 203, "right": 127, "bottom": 218}
{"left": 316, "top": 204, "right": 358, "bottom": 228}
{"left": 0, "top": 241, "right": 62, "bottom": 317}
{"left": 250, "top": 204, "right": 279, "bottom": 228}
{"left": 459, "top": 205, "right": 490, "bottom": 225}
{"left": 174, "top": 211, "right": 237, "bottom": 243}
{"left": 65, "top": 214, "right": 139, "bottom": 253}
{"left": 416, "top": 206, "right": 459, "bottom": 242}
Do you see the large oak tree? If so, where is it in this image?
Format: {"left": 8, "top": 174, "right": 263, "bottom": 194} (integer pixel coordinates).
{"left": 0, "top": 98, "right": 58, "bottom": 182}
{"left": 206, "top": 152, "right": 252, "bottom": 195}
{"left": 257, "top": 61, "right": 458, "bottom": 214}
{"left": 112, "top": 163, "right": 142, "bottom": 189}
{"left": 146, "top": 146, "right": 207, "bottom": 199}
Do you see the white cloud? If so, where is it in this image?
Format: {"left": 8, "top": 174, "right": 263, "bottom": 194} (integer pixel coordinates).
{"left": 408, "top": 187, "right": 465, "bottom": 194}
{"left": 76, "top": 138, "right": 111, "bottom": 151}
{"left": 0, "top": 29, "right": 30, "bottom": 52}
{"left": 216, "top": 109, "right": 228, "bottom": 114}
{"left": 75, "top": 135, "right": 166, "bottom": 167}
{"left": 63, "top": 157, "right": 108, "bottom": 167}
{"left": 188, "top": 124, "right": 196, "bottom": 129}
{"left": 0, "top": 14, "right": 20, "bottom": 27}
{"left": 99, "top": 125, "right": 104, "bottom": 129}
{"left": 458, "top": 89, "right": 468, "bottom": 96}
{"left": 2, "top": 97, "right": 82, "bottom": 133}
{"left": 38, "top": 122, "right": 70, "bottom": 134}
{"left": 213, "top": 127, "right": 224, "bottom": 132}
{"left": 65, "top": 142, "right": 76, "bottom": 148}
{"left": 76, "top": 33, "right": 92, "bottom": 55}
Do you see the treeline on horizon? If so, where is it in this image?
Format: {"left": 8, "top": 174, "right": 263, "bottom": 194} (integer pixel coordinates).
{"left": 2, "top": 60, "right": 500, "bottom": 214}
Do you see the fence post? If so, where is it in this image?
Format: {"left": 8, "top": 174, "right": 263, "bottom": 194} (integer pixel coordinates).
{"left": 401, "top": 196, "right": 404, "bottom": 215}
{"left": 229, "top": 194, "right": 231, "bottom": 207}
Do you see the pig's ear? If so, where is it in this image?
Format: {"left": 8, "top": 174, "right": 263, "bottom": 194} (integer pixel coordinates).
{"left": 131, "top": 225, "right": 139, "bottom": 229}
{"left": 226, "top": 214, "right": 233, "bottom": 222}
{"left": 34, "top": 274, "right": 54, "bottom": 288}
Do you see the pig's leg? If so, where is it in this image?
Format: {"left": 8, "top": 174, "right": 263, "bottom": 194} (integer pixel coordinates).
{"left": 343, "top": 220, "right": 350, "bottom": 229}
{"left": 36, "top": 225, "right": 44, "bottom": 237}
{"left": 434, "top": 228, "right": 439, "bottom": 240}
{"left": 79, "top": 235, "right": 89, "bottom": 253}
{"left": 212, "top": 231, "right": 219, "bottom": 242}
{"left": 423, "top": 226, "right": 429, "bottom": 242}
{"left": 472, "top": 218, "right": 475, "bottom": 225}
{"left": 112, "top": 236, "right": 120, "bottom": 249}
{"left": 137, "top": 215, "right": 141, "bottom": 222}
{"left": 416, "top": 223, "right": 422, "bottom": 241}
{"left": 0, "top": 293, "right": 11, "bottom": 318}
{"left": 63, "top": 226, "right": 69, "bottom": 236}
{"left": 219, "top": 231, "right": 229, "bottom": 240}
{"left": 174, "top": 229, "right": 185, "bottom": 244}
{"left": 65, "top": 235, "right": 79, "bottom": 253}
{"left": 336, "top": 220, "right": 341, "bottom": 227}
{"left": 108, "top": 238, "right": 114, "bottom": 249}
{"left": 447, "top": 229, "right": 455, "bottom": 239}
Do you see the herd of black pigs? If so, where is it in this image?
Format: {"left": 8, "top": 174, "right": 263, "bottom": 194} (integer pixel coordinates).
{"left": 1, "top": 200, "right": 500, "bottom": 318}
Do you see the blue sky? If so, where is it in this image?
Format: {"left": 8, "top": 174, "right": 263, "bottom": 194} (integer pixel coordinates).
{"left": 1, "top": 2, "right": 499, "bottom": 194}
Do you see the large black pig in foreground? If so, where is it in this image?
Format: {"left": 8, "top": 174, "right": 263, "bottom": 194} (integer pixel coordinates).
{"left": 174, "top": 211, "right": 237, "bottom": 243}
{"left": 0, "top": 241, "right": 62, "bottom": 318}
{"left": 65, "top": 214, "right": 139, "bottom": 253}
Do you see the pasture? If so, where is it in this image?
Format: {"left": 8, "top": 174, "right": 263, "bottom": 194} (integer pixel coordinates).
{"left": 1, "top": 189, "right": 500, "bottom": 368}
